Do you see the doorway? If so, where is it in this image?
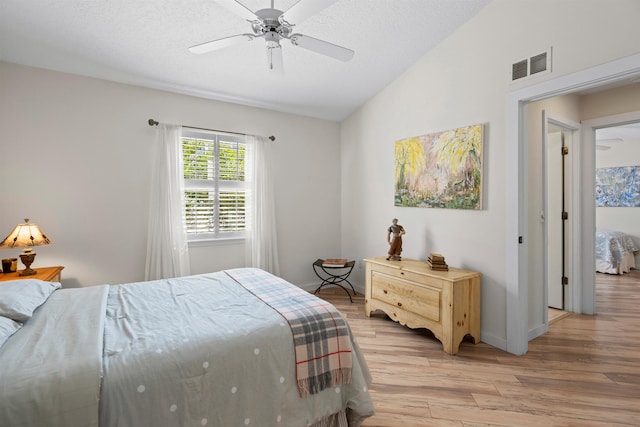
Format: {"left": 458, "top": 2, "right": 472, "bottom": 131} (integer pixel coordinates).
{"left": 543, "top": 114, "right": 580, "bottom": 317}
{"left": 506, "top": 52, "right": 640, "bottom": 355}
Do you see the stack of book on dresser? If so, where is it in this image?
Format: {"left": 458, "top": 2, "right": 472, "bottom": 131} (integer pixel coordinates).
{"left": 427, "top": 253, "right": 449, "bottom": 271}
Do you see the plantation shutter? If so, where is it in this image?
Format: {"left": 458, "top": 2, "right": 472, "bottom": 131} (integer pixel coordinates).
{"left": 182, "top": 130, "right": 247, "bottom": 240}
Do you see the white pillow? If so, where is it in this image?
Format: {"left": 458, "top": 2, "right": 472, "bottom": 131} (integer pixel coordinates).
{"left": 0, "top": 279, "right": 61, "bottom": 322}
{"left": 0, "top": 316, "right": 22, "bottom": 348}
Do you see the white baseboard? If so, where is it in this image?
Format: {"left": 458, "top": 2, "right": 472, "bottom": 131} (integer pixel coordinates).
{"left": 528, "top": 322, "right": 548, "bottom": 341}
{"left": 479, "top": 331, "right": 507, "bottom": 352}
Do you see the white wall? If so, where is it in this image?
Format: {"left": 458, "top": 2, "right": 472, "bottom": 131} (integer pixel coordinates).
{"left": 340, "top": 0, "right": 640, "bottom": 350}
{"left": 0, "top": 61, "right": 342, "bottom": 288}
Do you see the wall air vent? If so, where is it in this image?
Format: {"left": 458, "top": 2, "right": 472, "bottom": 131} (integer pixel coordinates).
{"left": 512, "top": 60, "right": 528, "bottom": 81}
{"left": 530, "top": 52, "right": 548, "bottom": 74}
{"left": 511, "top": 47, "right": 552, "bottom": 82}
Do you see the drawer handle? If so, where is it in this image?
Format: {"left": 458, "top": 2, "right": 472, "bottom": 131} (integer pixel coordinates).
{"left": 383, "top": 290, "right": 388, "bottom": 294}
{"left": 400, "top": 272, "right": 405, "bottom": 275}
{"left": 397, "top": 302, "right": 402, "bottom": 307}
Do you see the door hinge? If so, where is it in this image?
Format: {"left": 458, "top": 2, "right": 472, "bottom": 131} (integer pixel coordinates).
{"left": 562, "top": 146, "right": 569, "bottom": 155}
{"left": 561, "top": 211, "right": 568, "bottom": 220}
{"left": 562, "top": 276, "right": 569, "bottom": 285}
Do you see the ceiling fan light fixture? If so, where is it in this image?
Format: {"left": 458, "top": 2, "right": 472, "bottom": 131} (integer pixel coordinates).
{"left": 265, "top": 31, "right": 280, "bottom": 48}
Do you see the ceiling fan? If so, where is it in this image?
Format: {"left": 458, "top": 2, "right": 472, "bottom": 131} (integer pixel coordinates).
{"left": 189, "top": 0, "right": 354, "bottom": 71}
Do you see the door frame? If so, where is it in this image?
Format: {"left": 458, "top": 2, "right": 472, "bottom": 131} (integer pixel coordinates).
{"left": 505, "top": 52, "right": 640, "bottom": 355}
{"left": 542, "top": 113, "right": 581, "bottom": 319}
{"left": 580, "top": 110, "right": 640, "bottom": 314}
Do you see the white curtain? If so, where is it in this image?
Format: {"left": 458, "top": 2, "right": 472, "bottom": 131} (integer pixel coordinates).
{"left": 145, "top": 124, "right": 191, "bottom": 280}
{"left": 245, "top": 135, "right": 280, "bottom": 275}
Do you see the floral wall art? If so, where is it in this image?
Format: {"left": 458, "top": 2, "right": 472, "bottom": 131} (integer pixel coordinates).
{"left": 394, "top": 124, "right": 484, "bottom": 210}
{"left": 595, "top": 166, "right": 640, "bottom": 207}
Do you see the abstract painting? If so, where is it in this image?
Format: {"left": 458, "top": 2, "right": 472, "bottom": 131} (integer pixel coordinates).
{"left": 595, "top": 166, "right": 640, "bottom": 207}
{"left": 395, "top": 124, "right": 483, "bottom": 209}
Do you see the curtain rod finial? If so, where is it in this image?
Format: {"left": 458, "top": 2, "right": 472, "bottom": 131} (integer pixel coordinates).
{"left": 148, "top": 119, "right": 159, "bottom": 126}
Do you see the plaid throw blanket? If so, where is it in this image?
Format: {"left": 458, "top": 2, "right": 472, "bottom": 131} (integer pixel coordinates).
{"left": 225, "top": 269, "right": 352, "bottom": 397}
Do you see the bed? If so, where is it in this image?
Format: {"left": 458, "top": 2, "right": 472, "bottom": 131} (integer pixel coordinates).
{"left": 595, "top": 229, "right": 639, "bottom": 274}
{"left": 0, "top": 268, "right": 374, "bottom": 427}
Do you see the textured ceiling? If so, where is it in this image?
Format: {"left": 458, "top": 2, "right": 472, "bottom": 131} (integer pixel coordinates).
{"left": 0, "top": 0, "right": 491, "bottom": 121}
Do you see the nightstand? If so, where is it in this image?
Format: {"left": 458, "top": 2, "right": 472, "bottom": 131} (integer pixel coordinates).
{"left": 0, "top": 266, "right": 64, "bottom": 284}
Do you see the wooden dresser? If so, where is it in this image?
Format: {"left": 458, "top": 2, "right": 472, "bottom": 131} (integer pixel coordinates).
{"left": 364, "top": 257, "right": 480, "bottom": 354}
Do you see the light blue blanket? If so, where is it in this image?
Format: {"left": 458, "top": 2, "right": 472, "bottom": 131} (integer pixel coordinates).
{"left": 101, "top": 269, "right": 374, "bottom": 426}
{"left": 0, "top": 269, "right": 374, "bottom": 427}
{"left": 0, "top": 285, "right": 109, "bottom": 427}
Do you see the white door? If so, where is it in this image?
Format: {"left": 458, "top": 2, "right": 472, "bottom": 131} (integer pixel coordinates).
{"left": 546, "top": 131, "right": 565, "bottom": 309}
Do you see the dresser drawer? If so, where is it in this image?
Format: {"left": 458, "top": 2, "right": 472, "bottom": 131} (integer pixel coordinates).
{"left": 371, "top": 271, "right": 440, "bottom": 322}
{"left": 369, "top": 263, "right": 445, "bottom": 289}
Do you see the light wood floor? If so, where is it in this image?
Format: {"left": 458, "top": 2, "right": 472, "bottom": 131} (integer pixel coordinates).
{"left": 318, "top": 269, "right": 640, "bottom": 426}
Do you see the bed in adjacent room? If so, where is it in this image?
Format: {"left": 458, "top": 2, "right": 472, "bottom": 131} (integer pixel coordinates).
{"left": 595, "top": 229, "right": 639, "bottom": 275}
{"left": 0, "top": 268, "right": 374, "bottom": 427}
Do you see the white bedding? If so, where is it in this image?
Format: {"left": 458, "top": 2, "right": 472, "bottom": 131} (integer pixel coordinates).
{"left": 595, "top": 251, "right": 636, "bottom": 275}
{"left": 595, "top": 229, "right": 639, "bottom": 275}
{"left": 0, "top": 269, "right": 374, "bottom": 427}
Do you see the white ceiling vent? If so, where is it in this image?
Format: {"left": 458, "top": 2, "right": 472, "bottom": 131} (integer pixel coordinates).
{"left": 511, "top": 47, "right": 552, "bottom": 82}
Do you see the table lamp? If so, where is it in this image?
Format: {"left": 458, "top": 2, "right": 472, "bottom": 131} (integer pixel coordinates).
{"left": 0, "top": 219, "right": 52, "bottom": 276}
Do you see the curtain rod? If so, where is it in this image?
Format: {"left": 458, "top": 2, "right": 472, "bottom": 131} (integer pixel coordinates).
{"left": 148, "top": 119, "right": 275, "bottom": 141}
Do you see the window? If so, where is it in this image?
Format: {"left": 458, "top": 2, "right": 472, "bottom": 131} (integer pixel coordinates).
{"left": 182, "top": 129, "right": 247, "bottom": 241}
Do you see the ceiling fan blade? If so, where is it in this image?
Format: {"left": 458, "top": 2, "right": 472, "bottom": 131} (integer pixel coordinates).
{"left": 279, "top": 0, "right": 338, "bottom": 26}
{"left": 215, "top": 0, "right": 257, "bottom": 22}
{"left": 267, "top": 46, "right": 284, "bottom": 72}
{"left": 289, "top": 34, "right": 354, "bottom": 62}
{"left": 189, "top": 34, "right": 255, "bottom": 54}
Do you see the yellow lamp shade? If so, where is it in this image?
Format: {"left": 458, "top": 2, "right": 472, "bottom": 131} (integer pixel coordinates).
{"left": 0, "top": 219, "right": 52, "bottom": 276}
